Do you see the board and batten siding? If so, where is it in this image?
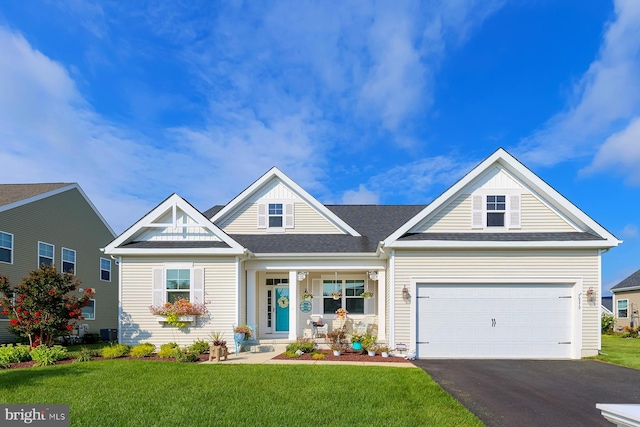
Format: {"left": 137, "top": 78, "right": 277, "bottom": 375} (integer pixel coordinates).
{"left": 220, "top": 202, "right": 342, "bottom": 234}
{"left": 119, "top": 256, "right": 237, "bottom": 347}
{"left": 392, "top": 249, "right": 601, "bottom": 357}
{"left": 135, "top": 209, "right": 222, "bottom": 242}
{"left": 414, "top": 193, "right": 575, "bottom": 233}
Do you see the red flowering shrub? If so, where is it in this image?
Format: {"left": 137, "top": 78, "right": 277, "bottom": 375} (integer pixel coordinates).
{"left": 0, "top": 265, "right": 94, "bottom": 347}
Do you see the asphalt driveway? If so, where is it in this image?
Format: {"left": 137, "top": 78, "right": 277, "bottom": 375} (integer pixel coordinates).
{"left": 413, "top": 359, "right": 640, "bottom": 427}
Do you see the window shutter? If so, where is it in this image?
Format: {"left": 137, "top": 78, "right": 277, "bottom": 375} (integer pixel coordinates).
{"left": 471, "top": 195, "right": 484, "bottom": 228}
{"left": 311, "top": 279, "right": 322, "bottom": 315}
{"left": 284, "top": 202, "right": 294, "bottom": 228}
{"left": 257, "top": 202, "right": 267, "bottom": 228}
{"left": 509, "top": 194, "right": 521, "bottom": 229}
{"left": 192, "top": 268, "right": 204, "bottom": 304}
{"left": 152, "top": 268, "right": 164, "bottom": 306}
{"left": 364, "top": 284, "right": 376, "bottom": 315}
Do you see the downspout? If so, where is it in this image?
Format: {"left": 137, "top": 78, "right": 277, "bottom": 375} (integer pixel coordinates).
{"left": 110, "top": 255, "right": 123, "bottom": 344}
{"left": 389, "top": 249, "right": 395, "bottom": 348}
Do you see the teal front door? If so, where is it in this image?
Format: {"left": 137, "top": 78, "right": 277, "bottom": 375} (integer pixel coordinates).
{"left": 275, "top": 287, "right": 290, "bottom": 332}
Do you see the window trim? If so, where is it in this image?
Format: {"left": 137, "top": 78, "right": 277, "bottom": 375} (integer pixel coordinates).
{"left": 165, "top": 268, "right": 192, "bottom": 303}
{"left": 617, "top": 299, "right": 629, "bottom": 319}
{"left": 37, "top": 241, "right": 54, "bottom": 268}
{"left": 82, "top": 299, "right": 96, "bottom": 320}
{"left": 100, "top": 257, "right": 111, "bottom": 282}
{"left": 62, "top": 247, "right": 76, "bottom": 275}
{"left": 257, "top": 200, "right": 295, "bottom": 231}
{"left": 0, "top": 231, "right": 13, "bottom": 264}
{"left": 320, "top": 275, "right": 369, "bottom": 316}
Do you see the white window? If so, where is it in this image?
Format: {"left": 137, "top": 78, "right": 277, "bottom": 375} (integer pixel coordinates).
{"left": 62, "top": 248, "right": 76, "bottom": 274}
{"left": 0, "top": 231, "right": 12, "bottom": 264}
{"left": 100, "top": 258, "right": 111, "bottom": 281}
{"left": 151, "top": 266, "right": 204, "bottom": 307}
{"left": 82, "top": 299, "right": 96, "bottom": 320}
{"left": 322, "top": 278, "right": 369, "bottom": 315}
{"left": 617, "top": 299, "right": 628, "bottom": 318}
{"left": 38, "top": 242, "right": 54, "bottom": 267}
{"left": 257, "top": 201, "right": 294, "bottom": 230}
{"left": 472, "top": 193, "right": 521, "bottom": 229}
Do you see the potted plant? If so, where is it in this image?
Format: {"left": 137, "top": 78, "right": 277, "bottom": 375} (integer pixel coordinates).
{"left": 351, "top": 332, "right": 364, "bottom": 351}
{"left": 301, "top": 290, "right": 313, "bottom": 300}
{"left": 378, "top": 345, "right": 391, "bottom": 358}
{"left": 327, "top": 327, "right": 347, "bottom": 356}
{"left": 330, "top": 291, "right": 342, "bottom": 300}
{"left": 360, "top": 291, "right": 373, "bottom": 298}
{"left": 234, "top": 325, "right": 252, "bottom": 341}
{"left": 362, "top": 334, "right": 377, "bottom": 356}
{"left": 366, "top": 344, "right": 378, "bottom": 356}
{"left": 208, "top": 331, "right": 228, "bottom": 362}
{"left": 149, "top": 299, "right": 207, "bottom": 327}
{"left": 335, "top": 307, "right": 348, "bottom": 320}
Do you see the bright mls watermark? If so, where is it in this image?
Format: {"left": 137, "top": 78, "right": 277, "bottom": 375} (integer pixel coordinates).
{"left": 1, "top": 405, "right": 69, "bottom": 426}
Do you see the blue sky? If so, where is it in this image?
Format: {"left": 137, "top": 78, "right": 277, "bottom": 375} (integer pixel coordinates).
{"left": 0, "top": 1, "right": 639, "bottom": 293}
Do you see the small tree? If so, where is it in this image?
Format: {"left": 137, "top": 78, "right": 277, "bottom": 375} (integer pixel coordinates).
{"left": 0, "top": 265, "right": 94, "bottom": 347}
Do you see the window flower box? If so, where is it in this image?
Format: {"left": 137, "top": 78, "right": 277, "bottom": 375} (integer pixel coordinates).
{"left": 155, "top": 315, "right": 196, "bottom": 323}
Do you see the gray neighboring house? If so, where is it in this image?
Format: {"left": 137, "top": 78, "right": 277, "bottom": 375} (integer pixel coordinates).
{"left": 0, "top": 183, "right": 119, "bottom": 342}
{"left": 611, "top": 269, "right": 640, "bottom": 329}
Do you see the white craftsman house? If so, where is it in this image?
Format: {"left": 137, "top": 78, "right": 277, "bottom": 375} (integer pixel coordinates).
{"left": 104, "top": 148, "right": 620, "bottom": 359}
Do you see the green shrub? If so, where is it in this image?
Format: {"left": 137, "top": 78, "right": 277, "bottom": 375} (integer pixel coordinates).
{"left": 286, "top": 339, "right": 316, "bottom": 353}
{"left": 312, "top": 352, "right": 325, "bottom": 360}
{"left": 602, "top": 313, "right": 615, "bottom": 334}
{"left": 130, "top": 343, "right": 156, "bottom": 358}
{"left": 188, "top": 339, "right": 209, "bottom": 355}
{"left": 101, "top": 343, "right": 130, "bottom": 359}
{"left": 75, "top": 347, "right": 96, "bottom": 363}
{"left": 0, "top": 344, "right": 32, "bottom": 367}
{"left": 158, "top": 342, "right": 180, "bottom": 359}
{"left": 30, "top": 345, "right": 68, "bottom": 367}
{"left": 175, "top": 348, "right": 199, "bottom": 363}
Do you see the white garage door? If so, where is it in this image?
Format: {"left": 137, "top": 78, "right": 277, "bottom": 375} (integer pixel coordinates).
{"left": 416, "top": 284, "right": 573, "bottom": 359}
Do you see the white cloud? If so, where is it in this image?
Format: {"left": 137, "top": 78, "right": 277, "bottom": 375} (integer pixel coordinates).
{"left": 582, "top": 117, "right": 640, "bottom": 185}
{"left": 341, "top": 185, "right": 380, "bottom": 205}
{"left": 620, "top": 224, "right": 639, "bottom": 239}
{"left": 516, "top": 0, "right": 640, "bottom": 166}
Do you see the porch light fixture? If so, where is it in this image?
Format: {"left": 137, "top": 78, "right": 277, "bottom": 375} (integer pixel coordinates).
{"left": 297, "top": 271, "right": 308, "bottom": 282}
{"left": 368, "top": 271, "right": 379, "bottom": 281}
{"left": 402, "top": 285, "right": 408, "bottom": 295}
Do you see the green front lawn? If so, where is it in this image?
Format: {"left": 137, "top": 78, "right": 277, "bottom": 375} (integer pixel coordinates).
{"left": 596, "top": 334, "right": 640, "bottom": 369}
{"left": 0, "top": 361, "right": 482, "bottom": 427}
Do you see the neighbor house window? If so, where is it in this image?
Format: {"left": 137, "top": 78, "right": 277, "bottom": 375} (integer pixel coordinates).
{"left": 0, "top": 231, "right": 12, "bottom": 264}
{"left": 100, "top": 258, "right": 111, "bottom": 281}
{"left": 486, "top": 195, "right": 506, "bottom": 227}
{"left": 268, "top": 203, "right": 283, "bottom": 228}
{"left": 323, "top": 279, "right": 365, "bottom": 315}
{"left": 38, "top": 242, "right": 54, "bottom": 267}
{"left": 62, "top": 248, "right": 76, "bottom": 274}
{"left": 82, "top": 299, "right": 95, "bottom": 320}
{"left": 617, "top": 299, "right": 629, "bottom": 318}
{"left": 166, "top": 269, "right": 190, "bottom": 303}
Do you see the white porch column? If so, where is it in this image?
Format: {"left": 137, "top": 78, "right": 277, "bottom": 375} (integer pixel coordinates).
{"left": 288, "top": 270, "right": 298, "bottom": 340}
{"left": 377, "top": 272, "right": 386, "bottom": 341}
{"left": 246, "top": 270, "right": 257, "bottom": 328}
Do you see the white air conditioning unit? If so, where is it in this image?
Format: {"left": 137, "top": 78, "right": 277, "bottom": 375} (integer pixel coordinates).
{"left": 78, "top": 324, "right": 89, "bottom": 337}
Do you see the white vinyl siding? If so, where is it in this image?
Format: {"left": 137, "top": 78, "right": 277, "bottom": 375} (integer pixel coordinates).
{"left": 221, "top": 202, "right": 342, "bottom": 234}
{"left": 135, "top": 208, "right": 222, "bottom": 241}
{"left": 412, "top": 193, "right": 574, "bottom": 233}
{"left": 393, "top": 249, "right": 600, "bottom": 357}
{"left": 119, "top": 257, "right": 237, "bottom": 347}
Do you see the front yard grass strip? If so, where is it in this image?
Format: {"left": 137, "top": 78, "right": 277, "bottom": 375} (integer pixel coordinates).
{"left": 0, "top": 361, "right": 483, "bottom": 427}
{"left": 596, "top": 334, "right": 640, "bottom": 370}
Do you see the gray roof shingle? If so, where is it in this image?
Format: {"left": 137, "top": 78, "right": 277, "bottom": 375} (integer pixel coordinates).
{"left": 611, "top": 268, "right": 640, "bottom": 291}
{"left": 398, "top": 232, "right": 604, "bottom": 242}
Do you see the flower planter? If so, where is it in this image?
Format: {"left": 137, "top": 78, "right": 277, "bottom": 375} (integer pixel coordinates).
{"left": 155, "top": 315, "right": 196, "bottom": 323}
{"left": 367, "top": 350, "right": 376, "bottom": 356}
{"left": 333, "top": 350, "right": 341, "bottom": 356}
{"left": 381, "top": 352, "right": 389, "bottom": 358}
{"left": 352, "top": 342, "right": 363, "bottom": 351}
{"left": 209, "top": 345, "right": 228, "bottom": 362}
{"left": 234, "top": 332, "right": 246, "bottom": 342}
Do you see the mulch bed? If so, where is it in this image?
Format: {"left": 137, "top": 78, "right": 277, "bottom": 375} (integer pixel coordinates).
{"left": 273, "top": 350, "right": 411, "bottom": 363}
{"left": 4, "top": 353, "right": 210, "bottom": 370}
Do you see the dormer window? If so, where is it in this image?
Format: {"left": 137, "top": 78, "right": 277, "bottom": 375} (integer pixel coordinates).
{"left": 268, "top": 204, "right": 283, "bottom": 228}
{"left": 486, "top": 195, "right": 506, "bottom": 227}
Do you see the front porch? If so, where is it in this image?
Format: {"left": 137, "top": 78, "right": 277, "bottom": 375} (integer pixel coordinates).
{"left": 243, "top": 267, "right": 386, "bottom": 343}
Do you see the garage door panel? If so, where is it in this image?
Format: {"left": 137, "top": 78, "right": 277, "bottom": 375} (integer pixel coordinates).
{"left": 416, "top": 284, "right": 573, "bottom": 359}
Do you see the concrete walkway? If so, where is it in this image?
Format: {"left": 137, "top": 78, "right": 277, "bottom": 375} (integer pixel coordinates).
{"left": 201, "top": 343, "right": 416, "bottom": 367}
